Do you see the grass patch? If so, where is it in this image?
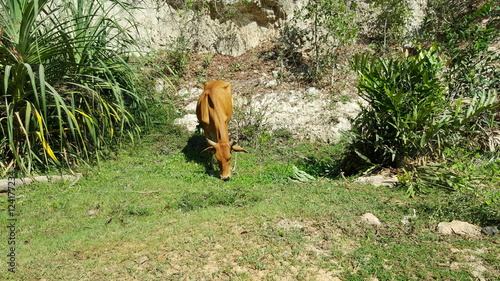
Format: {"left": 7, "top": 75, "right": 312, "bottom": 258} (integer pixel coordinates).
{"left": 1, "top": 130, "right": 498, "bottom": 280}
{"left": 177, "top": 188, "right": 262, "bottom": 211}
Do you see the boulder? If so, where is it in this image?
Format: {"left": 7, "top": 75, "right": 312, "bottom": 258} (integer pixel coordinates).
{"left": 436, "top": 220, "right": 482, "bottom": 237}
{"left": 173, "top": 114, "right": 199, "bottom": 132}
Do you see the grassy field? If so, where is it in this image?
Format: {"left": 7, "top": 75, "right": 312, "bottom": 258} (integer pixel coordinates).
{"left": 1, "top": 127, "right": 499, "bottom": 280}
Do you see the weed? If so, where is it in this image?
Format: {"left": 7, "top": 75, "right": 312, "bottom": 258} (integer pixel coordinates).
{"left": 231, "top": 63, "right": 243, "bottom": 72}
{"left": 272, "top": 127, "right": 294, "bottom": 141}
{"left": 232, "top": 97, "right": 272, "bottom": 146}
{"left": 163, "top": 36, "right": 192, "bottom": 79}
{"left": 202, "top": 53, "right": 213, "bottom": 69}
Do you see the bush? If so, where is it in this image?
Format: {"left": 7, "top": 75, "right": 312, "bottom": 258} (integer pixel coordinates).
{"left": 292, "top": 0, "right": 358, "bottom": 83}
{"left": 368, "top": 0, "right": 412, "bottom": 47}
{"left": 346, "top": 46, "right": 498, "bottom": 173}
{"left": 434, "top": 1, "right": 499, "bottom": 99}
{"left": 0, "top": 0, "right": 146, "bottom": 174}
{"left": 348, "top": 47, "right": 446, "bottom": 169}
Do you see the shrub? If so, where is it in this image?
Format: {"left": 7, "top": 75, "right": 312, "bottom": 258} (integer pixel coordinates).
{"left": 292, "top": 0, "right": 358, "bottom": 83}
{"left": 348, "top": 47, "right": 446, "bottom": 168}
{"left": 434, "top": 1, "right": 499, "bottom": 99}
{"left": 346, "top": 46, "right": 498, "bottom": 173}
{"left": 231, "top": 97, "right": 271, "bottom": 146}
{"left": 0, "top": 0, "right": 145, "bottom": 174}
{"left": 368, "top": 0, "right": 412, "bottom": 48}
{"left": 422, "top": 0, "right": 493, "bottom": 39}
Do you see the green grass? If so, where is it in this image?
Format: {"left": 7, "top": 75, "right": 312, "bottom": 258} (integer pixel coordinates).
{"left": 1, "top": 128, "right": 499, "bottom": 280}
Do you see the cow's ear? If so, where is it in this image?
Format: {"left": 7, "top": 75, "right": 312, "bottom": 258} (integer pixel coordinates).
{"left": 232, "top": 145, "right": 248, "bottom": 153}
{"left": 201, "top": 146, "right": 216, "bottom": 153}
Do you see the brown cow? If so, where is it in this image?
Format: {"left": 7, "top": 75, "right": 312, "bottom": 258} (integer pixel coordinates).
{"left": 196, "top": 80, "right": 248, "bottom": 180}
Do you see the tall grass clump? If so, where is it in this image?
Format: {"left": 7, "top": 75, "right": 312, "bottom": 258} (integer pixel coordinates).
{"left": 0, "top": 0, "right": 145, "bottom": 175}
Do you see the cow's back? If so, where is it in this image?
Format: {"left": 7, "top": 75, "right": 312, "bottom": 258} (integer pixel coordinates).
{"left": 196, "top": 80, "right": 233, "bottom": 141}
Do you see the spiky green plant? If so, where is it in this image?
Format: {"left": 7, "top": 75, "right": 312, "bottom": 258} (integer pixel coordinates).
{"left": 0, "top": 0, "right": 145, "bottom": 175}
{"left": 347, "top": 47, "right": 499, "bottom": 171}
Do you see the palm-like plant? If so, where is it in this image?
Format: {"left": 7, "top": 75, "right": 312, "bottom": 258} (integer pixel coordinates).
{"left": 0, "top": 0, "right": 145, "bottom": 175}
{"left": 348, "top": 47, "right": 499, "bottom": 171}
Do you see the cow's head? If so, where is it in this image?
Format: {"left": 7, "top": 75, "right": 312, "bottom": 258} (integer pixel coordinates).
{"left": 202, "top": 139, "right": 248, "bottom": 181}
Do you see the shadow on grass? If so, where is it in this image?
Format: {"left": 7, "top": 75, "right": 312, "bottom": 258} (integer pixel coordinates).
{"left": 181, "top": 133, "right": 218, "bottom": 178}
{"left": 295, "top": 156, "right": 342, "bottom": 179}
{"left": 414, "top": 193, "right": 500, "bottom": 227}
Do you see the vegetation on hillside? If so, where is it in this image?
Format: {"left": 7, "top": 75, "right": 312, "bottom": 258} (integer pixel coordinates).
{"left": 0, "top": 0, "right": 146, "bottom": 175}
{"left": 344, "top": 1, "right": 499, "bottom": 200}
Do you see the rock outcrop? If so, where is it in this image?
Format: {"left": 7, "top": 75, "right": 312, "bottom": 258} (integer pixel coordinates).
{"left": 127, "top": 0, "right": 307, "bottom": 56}
{"left": 122, "top": 0, "right": 429, "bottom": 56}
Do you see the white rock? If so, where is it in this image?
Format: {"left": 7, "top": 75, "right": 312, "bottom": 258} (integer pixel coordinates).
{"left": 155, "top": 78, "right": 168, "bottom": 93}
{"left": 276, "top": 219, "right": 305, "bottom": 230}
{"left": 306, "top": 87, "right": 321, "bottom": 96}
{"left": 401, "top": 209, "right": 417, "bottom": 225}
{"left": 177, "top": 88, "right": 202, "bottom": 100}
{"left": 185, "top": 101, "right": 198, "bottom": 113}
{"left": 436, "top": 220, "right": 482, "bottom": 237}
{"left": 175, "top": 85, "right": 363, "bottom": 143}
{"left": 354, "top": 174, "right": 399, "bottom": 187}
{"left": 173, "top": 114, "right": 198, "bottom": 132}
{"left": 360, "top": 213, "right": 382, "bottom": 226}
{"left": 264, "top": 79, "right": 279, "bottom": 87}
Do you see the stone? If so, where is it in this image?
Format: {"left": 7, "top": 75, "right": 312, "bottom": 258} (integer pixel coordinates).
{"left": 354, "top": 174, "right": 399, "bottom": 187}
{"left": 401, "top": 209, "right": 417, "bottom": 225}
{"left": 173, "top": 114, "right": 198, "bottom": 132}
{"left": 276, "top": 219, "right": 305, "bottom": 230}
{"left": 264, "top": 79, "right": 279, "bottom": 87}
{"left": 306, "top": 87, "right": 321, "bottom": 96}
{"left": 360, "top": 213, "right": 382, "bottom": 226}
{"left": 436, "top": 220, "right": 482, "bottom": 237}
{"left": 184, "top": 101, "right": 198, "bottom": 113}
{"left": 481, "top": 226, "right": 498, "bottom": 236}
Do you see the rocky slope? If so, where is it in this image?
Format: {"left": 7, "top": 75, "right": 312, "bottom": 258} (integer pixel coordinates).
{"left": 127, "top": 0, "right": 428, "bottom": 56}
{"left": 170, "top": 43, "right": 364, "bottom": 143}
